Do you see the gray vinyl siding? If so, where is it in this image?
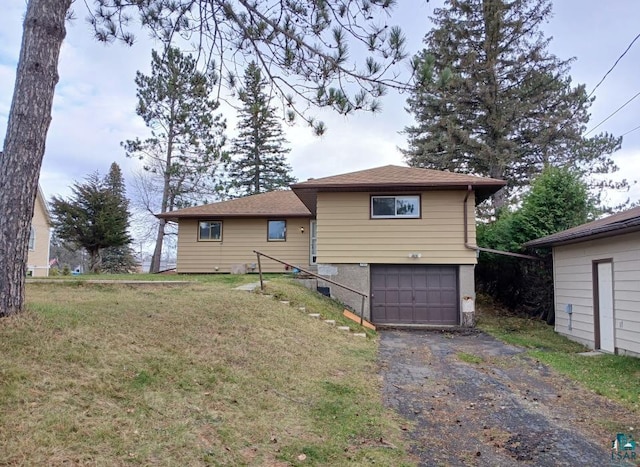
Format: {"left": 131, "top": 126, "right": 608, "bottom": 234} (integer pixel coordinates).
{"left": 553, "top": 231, "right": 640, "bottom": 356}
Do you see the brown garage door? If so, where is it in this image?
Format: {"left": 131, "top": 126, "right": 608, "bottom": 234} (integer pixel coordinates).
{"left": 371, "top": 265, "right": 458, "bottom": 325}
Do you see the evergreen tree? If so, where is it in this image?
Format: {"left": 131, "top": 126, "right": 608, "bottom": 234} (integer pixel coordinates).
{"left": 50, "top": 165, "right": 131, "bottom": 273}
{"left": 477, "top": 166, "right": 594, "bottom": 322}
{"left": 229, "top": 62, "right": 296, "bottom": 196}
{"left": 123, "top": 46, "right": 227, "bottom": 273}
{"left": 1, "top": 0, "right": 405, "bottom": 315}
{"left": 101, "top": 163, "right": 137, "bottom": 273}
{"left": 402, "top": 0, "right": 623, "bottom": 211}
{"left": 101, "top": 245, "right": 139, "bottom": 273}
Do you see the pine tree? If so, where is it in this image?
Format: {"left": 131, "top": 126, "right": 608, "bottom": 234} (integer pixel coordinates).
{"left": 101, "top": 245, "right": 139, "bottom": 273}
{"left": 123, "top": 46, "right": 227, "bottom": 273}
{"left": 402, "top": 0, "right": 622, "bottom": 211}
{"left": 50, "top": 165, "right": 131, "bottom": 273}
{"left": 102, "top": 163, "right": 137, "bottom": 273}
{"left": 229, "top": 62, "right": 296, "bottom": 196}
{"left": 1, "top": 0, "right": 406, "bottom": 315}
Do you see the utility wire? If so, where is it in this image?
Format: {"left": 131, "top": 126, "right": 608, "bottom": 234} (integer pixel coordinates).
{"left": 620, "top": 123, "right": 640, "bottom": 138}
{"left": 585, "top": 89, "right": 640, "bottom": 136}
{"left": 542, "top": 31, "right": 640, "bottom": 148}
{"left": 587, "top": 32, "right": 640, "bottom": 99}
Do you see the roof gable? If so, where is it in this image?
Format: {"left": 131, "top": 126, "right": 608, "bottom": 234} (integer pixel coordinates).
{"left": 291, "top": 165, "right": 506, "bottom": 215}
{"left": 525, "top": 206, "right": 640, "bottom": 248}
{"left": 36, "top": 186, "right": 52, "bottom": 226}
{"left": 156, "top": 190, "right": 311, "bottom": 220}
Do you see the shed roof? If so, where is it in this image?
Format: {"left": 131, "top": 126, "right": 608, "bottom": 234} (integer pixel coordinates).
{"left": 291, "top": 165, "right": 505, "bottom": 214}
{"left": 156, "top": 190, "right": 311, "bottom": 221}
{"left": 524, "top": 206, "right": 640, "bottom": 248}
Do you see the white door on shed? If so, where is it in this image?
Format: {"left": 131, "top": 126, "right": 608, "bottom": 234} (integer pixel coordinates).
{"left": 596, "top": 261, "right": 615, "bottom": 353}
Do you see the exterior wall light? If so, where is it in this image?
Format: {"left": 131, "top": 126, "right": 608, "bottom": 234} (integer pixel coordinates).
{"left": 300, "top": 226, "right": 305, "bottom": 234}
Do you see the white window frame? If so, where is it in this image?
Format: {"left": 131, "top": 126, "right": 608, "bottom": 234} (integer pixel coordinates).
{"left": 371, "top": 195, "right": 421, "bottom": 219}
{"left": 310, "top": 220, "right": 317, "bottom": 264}
{"left": 28, "top": 226, "right": 36, "bottom": 251}
{"left": 268, "top": 220, "right": 287, "bottom": 242}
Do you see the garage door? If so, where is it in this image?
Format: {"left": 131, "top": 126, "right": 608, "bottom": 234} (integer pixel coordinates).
{"left": 371, "top": 265, "right": 458, "bottom": 325}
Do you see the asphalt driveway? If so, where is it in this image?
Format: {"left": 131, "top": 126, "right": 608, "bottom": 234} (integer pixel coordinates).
{"left": 378, "top": 330, "right": 638, "bottom": 466}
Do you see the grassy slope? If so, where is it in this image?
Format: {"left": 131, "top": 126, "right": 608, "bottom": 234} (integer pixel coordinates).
{"left": 478, "top": 309, "right": 640, "bottom": 412}
{"left": 0, "top": 279, "right": 411, "bottom": 465}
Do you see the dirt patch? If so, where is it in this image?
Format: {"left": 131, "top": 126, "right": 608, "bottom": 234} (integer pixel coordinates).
{"left": 379, "top": 330, "right": 638, "bottom": 466}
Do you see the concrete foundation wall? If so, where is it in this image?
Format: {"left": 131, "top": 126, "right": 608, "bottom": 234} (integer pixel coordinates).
{"left": 316, "top": 263, "right": 371, "bottom": 320}
{"left": 459, "top": 265, "right": 476, "bottom": 327}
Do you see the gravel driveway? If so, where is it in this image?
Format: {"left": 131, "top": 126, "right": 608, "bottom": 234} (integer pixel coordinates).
{"left": 378, "top": 330, "right": 638, "bottom": 466}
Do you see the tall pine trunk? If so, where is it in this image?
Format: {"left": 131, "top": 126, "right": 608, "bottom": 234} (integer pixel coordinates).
{"left": 149, "top": 218, "right": 166, "bottom": 273}
{"left": 149, "top": 120, "right": 175, "bottom": 273}
{"left": 0, "top": 0, "right": 71, "bottom": 316}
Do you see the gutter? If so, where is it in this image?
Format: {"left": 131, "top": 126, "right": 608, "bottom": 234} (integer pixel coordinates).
{"left": 463, "top": 185, "right": 540, "bottom": 261}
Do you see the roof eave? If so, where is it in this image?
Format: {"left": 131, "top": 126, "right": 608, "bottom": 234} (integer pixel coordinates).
{"left": 155, "top": 212, "right": 312, "bottom": 220}
{"left": 291, "top": 182, "right": 505, "bottom": 213}
{"left": 524, "top": 223, "right": 640, "bottom": 248}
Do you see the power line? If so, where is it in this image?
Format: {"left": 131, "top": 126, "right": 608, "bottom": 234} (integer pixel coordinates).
{"left": 585, "top": 89, "right": 640, "bottom": 135}
{"left": 620, "top": 123, "right": 640, "bottom": 138}
{"left": 587, "top": 32, "right": 640, "bottom": 99}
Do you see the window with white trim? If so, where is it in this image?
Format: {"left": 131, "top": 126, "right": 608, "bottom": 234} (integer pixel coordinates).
{"left": 371, "top": 195, "right": 420, "bottom": 218}
{"left": 28, "top": 226, "right": 36, "bottom": 251}
{"left": 198, "top": 221, "right": 222, "bottom": 241}
{"left": 268, "top": 220, "right": 286, "bottom": 241}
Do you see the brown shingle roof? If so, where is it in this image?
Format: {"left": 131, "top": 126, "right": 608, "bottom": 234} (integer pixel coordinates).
{"left": 291, "top": 165, "right": 505, "bottom": 214}
{"left": 524, "top": 206, "right": 640, "bottom": 248}
{"left": 156, "top": 190, "right": 311, "bottom": 220}
{"left": 292, "top": 164, "right": 504, "bottom": 188}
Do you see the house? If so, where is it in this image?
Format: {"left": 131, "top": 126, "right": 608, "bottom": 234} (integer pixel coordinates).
{"left": 158, "top": 165, "right": 505, "bottom": 326}
{"left": 27, "top": 187, "right": 52, "bottom": 277}
{"left": 525, "top": 206, "right": 640, "bottom": 357}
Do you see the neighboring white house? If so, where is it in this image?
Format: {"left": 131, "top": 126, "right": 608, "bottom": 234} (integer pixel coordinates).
{"left": 525, "top": 206, "right": 640, "bottom": 357}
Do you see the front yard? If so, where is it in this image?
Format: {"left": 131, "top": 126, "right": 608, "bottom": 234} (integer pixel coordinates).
{"left": 0, "top": 278, "right": 410, "bottom": 465}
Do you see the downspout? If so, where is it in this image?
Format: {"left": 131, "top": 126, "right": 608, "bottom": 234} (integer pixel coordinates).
{"left": 463, "top": 185, "right": 539, "bottom": 261}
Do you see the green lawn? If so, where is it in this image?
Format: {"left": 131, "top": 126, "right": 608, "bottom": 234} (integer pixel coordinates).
{"left": 0, "top": 277, "right": 411, "bottom": 465}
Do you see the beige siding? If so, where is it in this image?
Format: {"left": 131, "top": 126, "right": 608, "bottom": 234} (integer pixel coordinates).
{"left": 553, "top": 232, "right": 640, "bottom": 355}
{"left": 176, "top": 218, "right": 311, "bottom": 273}
{"left": 316, "top": 191, "right": 477, "bottom": 264}
{"left": 27, "top": 191, "right": 51, "bottom": 277}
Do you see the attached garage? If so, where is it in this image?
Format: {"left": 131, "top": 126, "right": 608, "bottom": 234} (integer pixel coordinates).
{"left": 370, "top": 265, "right": 459, "bottom": 325}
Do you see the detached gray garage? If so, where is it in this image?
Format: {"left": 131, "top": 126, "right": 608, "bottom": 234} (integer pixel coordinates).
{"left": 525, "top": 206, "right": 640, "bottom": 357}
{"left": 370, "top": 265, "right": 459, "bottom": 325}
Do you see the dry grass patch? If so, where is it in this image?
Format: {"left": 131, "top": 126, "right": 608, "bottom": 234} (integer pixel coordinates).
{"left": 0, "top": 280, "right": 410, "bottom": 465}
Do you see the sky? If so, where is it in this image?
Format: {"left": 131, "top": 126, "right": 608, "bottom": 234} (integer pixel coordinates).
{"left": 1, "top": 1, "right": 640, "bottom": 232}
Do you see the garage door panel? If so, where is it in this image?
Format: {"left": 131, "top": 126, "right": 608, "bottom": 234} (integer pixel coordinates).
{"left": 371, "top": 265, "right": 459, "bottom": 325}
{"left": 398, "top": 290, "right": 413, "bottom": 304}
{"left": 414, "top": 290, "right": 427, "bottom": 303}
{"left": 399, "top": 274, "right": 413, "bottom": 288}
{"left": 441, "top": 290, "right": 457, "bottom": 303}
{"left": 398, "top": 306, "right": 414, "bottom": 322}
{"left": 386, "top": 274, "right": 399, "bottom": 288}
{"left": 371, "top": 274, "right": 387, "bottom": 288}
{"left": 382, "top": 305, "right": 400, "bottom": 322}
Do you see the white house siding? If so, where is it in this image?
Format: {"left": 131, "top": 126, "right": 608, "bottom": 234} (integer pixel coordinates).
{"left": 553, "top": 231, "right": 640, "bottom": 356}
